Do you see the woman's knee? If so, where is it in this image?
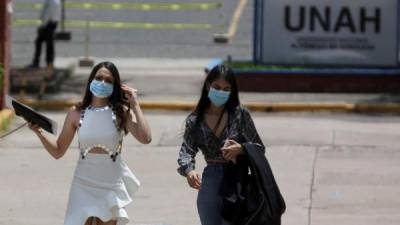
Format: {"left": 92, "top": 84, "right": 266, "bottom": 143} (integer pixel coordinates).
{"left": 84, "top": 217, "right": 94, "bottom": 225}
{"left": 84, "top": 217, "right": 117, "bottom": 225}
{"left": 96, "top": 218, "right": 117, "bottom": 225}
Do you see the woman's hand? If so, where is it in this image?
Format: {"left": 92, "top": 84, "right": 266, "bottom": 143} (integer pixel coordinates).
{"left": 221, "top": 139, "right": 243, "bottom": 161}
{"left": 27, "top": 121, "right": 43, "bottom": 136}
{"left": 186, "top": 170, "right": 201, "bottom": 190}
{"left": 121, "top": 84, "right": 139, "bottom": 106}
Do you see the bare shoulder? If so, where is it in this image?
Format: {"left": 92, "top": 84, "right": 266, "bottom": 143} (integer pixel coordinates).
{"left": 68, "top": 105, "right": 81, "bottom": 116}
{"left": 66, "top": 106, "right": 81, "bottom": 127}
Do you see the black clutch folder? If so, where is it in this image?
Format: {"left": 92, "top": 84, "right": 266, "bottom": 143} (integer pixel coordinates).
{"left": 6, "top": 96, "right": 58, "bottom": 135}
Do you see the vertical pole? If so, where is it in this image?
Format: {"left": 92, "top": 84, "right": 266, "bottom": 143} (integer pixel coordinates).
{"left": 253, "top": 0, "right": 258, "bottom": 63}
{"left": 55, "top": 0, "right": 72, "bottom": 41}
{"left": 78, "top": 14, "right": 93, "bottom": 67}
{"left": 397, "top": 0, "right": 400, "bottom": 65}
{"left": 85, "top": 15, "right": 90, "bottom": 59}
{"left": 0, "top": 0, "right": 11, "bottom": 109}
{"left": 258, "top": 0, "right": 264, "bottom": 63}
{"left": 61, "top": 0, "right": 65, "bottom": 31}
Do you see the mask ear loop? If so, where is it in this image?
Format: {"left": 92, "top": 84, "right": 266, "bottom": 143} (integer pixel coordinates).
{"left": 0, "top": 122, "right": 28, "bottom": 140}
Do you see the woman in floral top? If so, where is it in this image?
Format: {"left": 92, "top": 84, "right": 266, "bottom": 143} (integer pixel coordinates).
{"left": 177, "top": 65, "right": 265, "bottom": 225}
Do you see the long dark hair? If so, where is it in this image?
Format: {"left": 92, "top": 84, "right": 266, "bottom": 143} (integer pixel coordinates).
{"left": 193, "top": 64, "right": 240, "bottom": 128}
{"left": 76, "top": 61, "right": 130, "bottom": 133}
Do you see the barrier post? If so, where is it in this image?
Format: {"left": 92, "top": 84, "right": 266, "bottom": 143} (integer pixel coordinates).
{"left": 0, "top": 0, "right": 11, "bottom": 109}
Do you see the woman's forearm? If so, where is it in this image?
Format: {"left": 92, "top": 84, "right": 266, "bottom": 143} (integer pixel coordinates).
{"left": 36, "top": 132, "right": 63, "bottom": 159}
{"left": 131, "top": 103, "right": 152, "bottom": 143}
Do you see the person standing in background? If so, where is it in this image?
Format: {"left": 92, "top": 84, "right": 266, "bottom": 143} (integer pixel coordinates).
{"left": 28, "top": 0, "right": 60, "bottom": 70}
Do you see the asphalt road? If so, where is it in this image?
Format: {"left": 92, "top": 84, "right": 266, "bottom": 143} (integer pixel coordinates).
{"left": 11, "top": 0, "right": 253, "bottom": 66}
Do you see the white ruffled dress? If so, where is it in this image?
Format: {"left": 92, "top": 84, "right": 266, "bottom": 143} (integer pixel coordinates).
{"left": 64, "top": 105, "right": 140, "bottom": 225}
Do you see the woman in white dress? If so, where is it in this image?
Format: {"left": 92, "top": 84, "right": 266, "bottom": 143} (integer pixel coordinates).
{"left": 27, "top": 61, "right": 152, "bottom": 225}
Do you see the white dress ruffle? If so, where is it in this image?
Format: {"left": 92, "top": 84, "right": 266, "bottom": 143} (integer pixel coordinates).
{"left": 64, "top": 153, "right": 140, "bottom": 225}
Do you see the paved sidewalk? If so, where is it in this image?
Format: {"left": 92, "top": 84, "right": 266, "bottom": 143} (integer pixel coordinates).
{"left": 1, "top": 111, "right": 400, "bottom": 225}
{"left": 8, "top": 57, "right": 400, "bottom": 114}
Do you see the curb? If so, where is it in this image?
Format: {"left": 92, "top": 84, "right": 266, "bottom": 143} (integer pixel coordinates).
{"left": 14, "top": 98, "right": 400, "bottom": 114}
{"left": 0, "top": 109, "right": 14, "bottom": 131}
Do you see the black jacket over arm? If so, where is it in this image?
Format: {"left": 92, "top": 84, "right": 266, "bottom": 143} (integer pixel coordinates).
{"left": 219, "top": 143, "right": 286, "bottom": 225}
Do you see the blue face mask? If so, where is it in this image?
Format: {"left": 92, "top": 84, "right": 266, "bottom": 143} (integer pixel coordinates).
{"left": 89, "top": 79, "right": 114, "bottom": 98}
{"left": 208, "top": 87, "right": 231, "bottom": 107}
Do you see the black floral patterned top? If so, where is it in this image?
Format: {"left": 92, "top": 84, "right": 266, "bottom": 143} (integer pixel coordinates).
{"left": 177, "top": 106, "right": 265, "bottom": 176}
